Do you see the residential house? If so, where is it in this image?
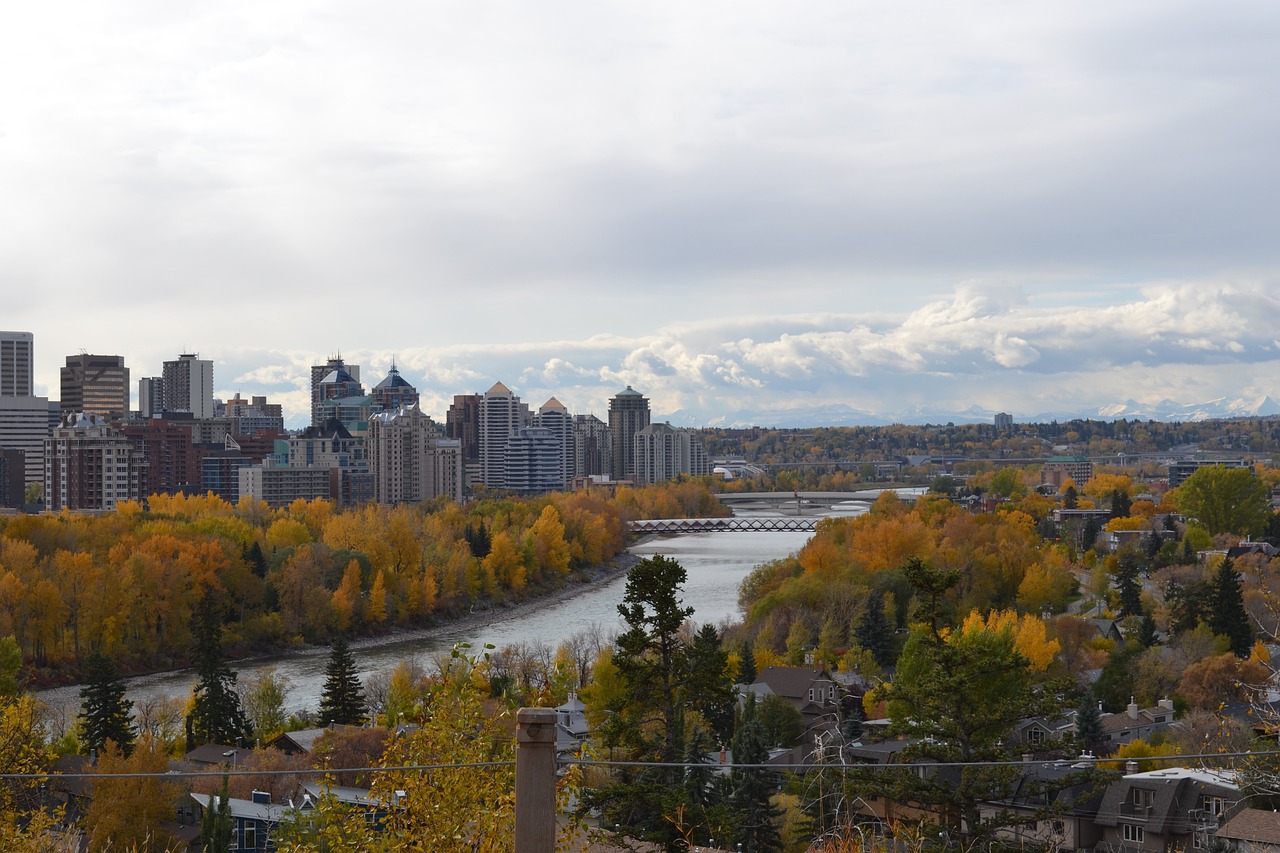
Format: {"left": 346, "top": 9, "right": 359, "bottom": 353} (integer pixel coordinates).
{"left": 1094, "top": 767, "right": 1240, "bottom": 853}
{"left": 188, "top": 791, "right": 287, "bottom": 852}
{"left": 1098, "top": 699, "right": 1176, "bottom": 751}
{"left": 1216, "top": 807, "right": 1280, "bottom": 852}
{"left": 745, "top": 666, "right": 843, "bottom": 745}
{"left": 981, "top": 760, "right": 1113, "bottom": 852}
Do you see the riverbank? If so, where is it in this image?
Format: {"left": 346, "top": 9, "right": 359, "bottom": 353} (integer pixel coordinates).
{"left": 343, "top": 548, "right": 643, "bottom": 657}
{"left": 34, "top": 546, "right": 648, "bottom": 704}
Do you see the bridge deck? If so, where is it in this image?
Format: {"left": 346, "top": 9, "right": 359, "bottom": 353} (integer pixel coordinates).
{"left": 629, "top": 517, "right": 819, "bottom": 533}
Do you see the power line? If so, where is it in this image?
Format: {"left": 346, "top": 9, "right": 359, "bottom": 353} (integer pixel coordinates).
{"left": 6, "top": 748, "right": 1279, "bottom": 782}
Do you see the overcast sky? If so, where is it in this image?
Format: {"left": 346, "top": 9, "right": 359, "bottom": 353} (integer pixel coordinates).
{"left": 3, "top": 1, "right": 1278, "bottom": 426}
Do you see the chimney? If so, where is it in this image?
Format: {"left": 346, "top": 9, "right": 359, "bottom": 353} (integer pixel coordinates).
{"left": 1127, "top": 697, "right": 1139, "bottom": 720}
{"left": 719, "top": 749, "right": 727, "bottom": 766}
{"left": 251, "top": 790, "right": 270, "bottom": 805}
{"left": 1126, "top": 761, "right": 1140, "bottom": 775}
{"left": 1023, "top": 753, "right": 1034, "bottom": 763}
{"left": 1157, "top": 698, "right": 1174, "bottom": 711}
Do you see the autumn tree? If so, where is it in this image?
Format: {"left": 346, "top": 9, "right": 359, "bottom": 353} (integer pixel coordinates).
{"left": 1175, "top": 465, "right": 1273, "bottom": 537}
{"left": 78, "top": 652, "right": 134, "bottom": 756}
{"left": 876, "top": 558, "right": 1061, "bottom": 846}
{"left": 240, "top": 667, "right": 291, "bottom": 741}
{"left": 84, "top": 735, "right": 181, "bottom": 853}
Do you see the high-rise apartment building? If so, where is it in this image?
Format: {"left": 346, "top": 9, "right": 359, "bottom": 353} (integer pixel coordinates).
{"left": 504, "top": 426, "right": 562, "bottom": 494}
{"left": 138, "top": 377, "right": 165, "bottom": 418}
{"left": 368, "top": 404, "right": 462, "bottom": 504}
{"left": 0, "top": 331, "right": 34, "bottom": 397}
{"left": 371, "top": 361, "right": 419, "bottom": 412}
{"left": 446, "top": 394, "right": 481, "bottom": 465}
{"left": 60, "top": 354, "right": 130, "bottom": 422}
{"left": 162, "top": 354, "right": 214, "bottom": 419}
{"left": 533, "top": 398, "right": 574, "bottom": 489}
{"left": 572, "top": 414, "right": 611, "bottom": 479}
{"left": 477, "top": 382, "right": 530, "bottom": 490}
{"left": 44, "top": 412, "right": 147, "bottom": 512}
{"left": 608, "top": 386, "right": 650, "bottom": 482}
{"left": 632, "top": 422, "right": 712, "bottom": 485}
{"left": 310, "top": 356, "right": 360, "bottom": 426}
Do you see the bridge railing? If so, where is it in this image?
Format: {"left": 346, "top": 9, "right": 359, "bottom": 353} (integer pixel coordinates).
{"left": 628, "top": 517, "right": 819, "bottom": 533}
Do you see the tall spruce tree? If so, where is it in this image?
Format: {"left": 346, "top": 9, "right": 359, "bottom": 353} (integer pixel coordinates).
{"left": 318, "top": 636, "right": 367, "bottom": 726}
{"left": 1074, "top": 697, "right": 1104, "bottom": 756}
{"left": 731, "top": 709, "right": 784, "bottom": 853}
{"left": 854, "top": 593, "right": 894, "bottom": 668}
{"left": 1115, "top": 553, "right": 1143, "bottom": 617}
{"left": 78, "top": 652, "right": 134, "bottom": 755}
{"left": 190, "top": 591, "right": 251, "bottom": 745}
{"left": 1209, "top": 557, "right": 1255, "bottom": 657}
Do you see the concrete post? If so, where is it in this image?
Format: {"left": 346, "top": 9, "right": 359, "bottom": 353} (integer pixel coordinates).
{"left": 515, "top": 707, "right": 557, "bottom": 853}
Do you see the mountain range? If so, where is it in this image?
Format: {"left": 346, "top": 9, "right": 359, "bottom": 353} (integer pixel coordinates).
{"left": 659, "top": 396, "right": 1280, "bottom": 430}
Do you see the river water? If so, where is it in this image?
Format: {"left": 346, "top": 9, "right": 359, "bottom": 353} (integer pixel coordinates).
{"left": 36, "top": 525, "right": 820, "bottom": 723}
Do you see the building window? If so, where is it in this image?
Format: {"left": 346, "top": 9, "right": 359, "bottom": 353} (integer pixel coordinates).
{"left": 1052, "top": 820, "right": 1065, "bottom": 835}
{"left": 1123, "top": 824, "right": 1145, "bottom": 843}
{"left": 242, "top": 823, "right": 256, "bottom": 849}
{"left": 1027, "top": 728, "right": 1045, "bottom": 745}
{"left": 1203, "top": 796, "right": 1225, "bottom": 816}
{"left": 1132, "top": 788, "right": 1154, "bottom": 808}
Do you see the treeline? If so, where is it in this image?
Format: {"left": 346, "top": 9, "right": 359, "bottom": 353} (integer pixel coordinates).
{"left": 701, "top": 414, "right": 1280, "bottom": 464}
{"left": 0, "top": 478, "right": 726, "bottom": 681}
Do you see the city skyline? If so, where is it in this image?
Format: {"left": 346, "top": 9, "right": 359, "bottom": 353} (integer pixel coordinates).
{"left": 3, "top": 3, "right": 1278, "bottom": 426}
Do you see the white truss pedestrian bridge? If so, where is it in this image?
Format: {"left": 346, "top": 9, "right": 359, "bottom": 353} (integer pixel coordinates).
{"left": 628, "top": 516, "right": 821, "bottom": 533}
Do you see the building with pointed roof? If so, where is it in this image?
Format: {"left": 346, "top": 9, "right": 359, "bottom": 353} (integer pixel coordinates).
{"left": 477, "top": 382, "right": 530, "bottom": 490}
{"left": 310, "top": 356, "right": 360, "bottom": 427}
{"left": 534, "top": 397, "right": 574, "bottom": 488}
{"left": 371, "top": 360, "right": 419, "bottom": 412}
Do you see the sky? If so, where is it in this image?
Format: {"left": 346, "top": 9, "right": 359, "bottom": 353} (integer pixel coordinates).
{"left": 3, "top": 1, "right": 1279, "bottom": 427}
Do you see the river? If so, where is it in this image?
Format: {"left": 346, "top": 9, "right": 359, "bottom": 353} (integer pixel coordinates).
{"left": 36, "top": 524, "right": 822, "bottom": 725}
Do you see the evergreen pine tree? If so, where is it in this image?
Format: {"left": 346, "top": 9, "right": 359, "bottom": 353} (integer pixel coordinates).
{"left": 686, "top": 624, "right": 735, "bottom": 746}
{"left": 1110, "top": 489, "right": 1132, "bottom": 519}
{"left": 731, "top": 715, "right": 784, "bottom": 853}
{"left": 318, "top": 636, "right": 367, "bottom": 726}
{"left": 1137, "top": 612, "right": 1159, "bottom": 648}
{"left": 78, "top": 652, "right": 135, "bottom": 755}
{"left": 1074, "top": 698, "right": 1104, "bottom": 756}
{"left": 1062, "top": 485, "right": 1079, "bottom": 509}
{"left": 738, "top": 640, "right": 757, "bottom": 685}
{"left": 1209, "top": 557, "right": 1255, "bottom": 657}
{"left": 190, "top": 591, "right": 251, "bottom": 745}
{"left": 1082, "top": 516, "right": 1101, "bottom": 551}
{"left": 200, "top": 776, "right": 233, "bottom": 853}
{"left": 1115, "top": 553, "right": 1143, "bottom": 617}
{"left": 854, "top": 594, "right": 894, "bottom": 668}
{"left": 244, "top": 541, "right": 267, "bottom": 579}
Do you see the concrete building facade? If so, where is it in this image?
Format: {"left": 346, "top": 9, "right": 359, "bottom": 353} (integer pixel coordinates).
{"left": 44, "top": 413, "right": 147, "bottom": 512}
{"left": 0, "top": 331, "right": 34, "bottom": 397}
{"left": 632, "top": 422, "right": 712, "bottom": 485}
{"left": 477, "top": 382, "right": 530, "bottom": 490}
{"left": 608, "top": 386, "right": 650, "bottom": 482}
{"left": 0, "top": 395, "right": 50, "bottom": 485}
{"left": 368, "top": 404, "right": 462, "bottom": 505}
{"left": 162, "top": 354, "right": 214, "bottom": 419}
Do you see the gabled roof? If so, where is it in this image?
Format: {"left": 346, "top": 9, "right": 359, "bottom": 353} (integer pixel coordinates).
{"left": 751, "top": 666, "right": 833, "bottom": 700}
{"left": 1218, "top": 808, "right": 1280, "bottom": 844}
{"left": 486, "top": 381, "right": 511, "bottom": 395}
{"left": 540, "top": 397, "right": 568, "bottom": 412}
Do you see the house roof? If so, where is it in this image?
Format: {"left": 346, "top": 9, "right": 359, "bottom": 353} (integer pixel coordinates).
{"left": 1095, "top": 768, "right": 1238, "bottom": 834}
{"left": 751, "top": 666, "right": 832, "bottom": 701}
{"left": 1218, "top": 808, "right": 1280, "bottom": 844}
{"left": 267, "top": 728, "right": 329, "bottom": 754}
{"left": 191, "top": 793, "right": 289, "bottom": 822}
{"left": 301, "top": 781, "right": 385, "bottom": 808}
{"left": 183, "top": 744, "right": 241, "bottom": 765}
